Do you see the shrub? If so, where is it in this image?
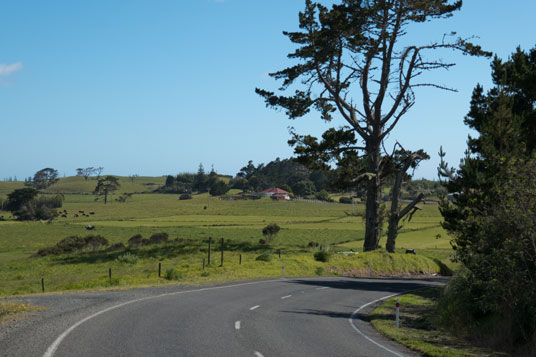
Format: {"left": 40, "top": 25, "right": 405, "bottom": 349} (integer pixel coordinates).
{"left": 107, "top": 242, "right": 126, "bottom": 251}
{"left": 84, "top": 235, "right": 109, "bottom": 250}
{"left": 307, "top": 241, "right": 319, "bottom": 248}
{"left": 315, "top": 267, "right": 325, "bottom": 276}
{"left": 262, "top": 223, "right": 280, "bottom": 244}
{"left": 201, "top": 271, "right": 210, "bottom": 277}
{"left": 164, "top": 268, "right": 183, "bottom": 280}
{"left": 339, "top": 196, "right": 352, "bottom": 204}
{"left": 55, "top": 236, "right": 87, "bottom": 253}
{"left": 179, "top": 193, "right": 192, "bottom": 200}
{"left": 256, "top": 251, "right": 272, "bottom": 262}
{"left": 149, "top": 232, "right": 169, "bottom": 245}
{"left": 314, "top": 251, "right": 331, "bottom": 262}
{"left": 128, "top": 234, "right": 143, "bottom": 247}
{"left": 116, "top": 252, "right": 138, "bottom": 264}
{"left": 258, "top": 238, "right": 266, "bottom": 245}
{"left": 315, "top": 189, "right": 332, "bottom": 202}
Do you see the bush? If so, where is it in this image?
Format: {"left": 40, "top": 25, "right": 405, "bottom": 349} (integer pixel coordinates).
{"left": 307, "top": 241, "right": 319, "bottom": 248}
{"left": 314, "top": 251, "right": 331, "bottom": 262}
{"left": 107, "top": 242, "right": 126, "bottom": 251}
{"left": 315, "top": 266, "right": 325, "bottom": 275}
{"left": 262, "top": 223, "right": 280, "bottom": 244}
{"left": 315, "top": 189, "right": 332, "bottom": 202}
{"left": 116, "top": 252, "right": 138, "bottom": 264}
{"left": 256, "top": 251, "right": 272, "bottom": 262}
{"left": 339, "top": 196, "right": 352, "bottom": 204}
{"left": 128, "top": 234, "right": 143, "bottom": 247}
{"left": 55, "top": 236, "right": 87, "bottom": 253}
{"left": 164, "top": 268, "right": 183, "bottom": 280}
{"left": 149, "top": 232, "right": 169, "bottom": 244}
{"left": 201, "top": 271, "right": 210, "bottom": 277}
{"left": 179, "top": 193, "right": 192, "bottom": 200}
{"left": 84, "top": 235, "right": 109, "bottom": 250}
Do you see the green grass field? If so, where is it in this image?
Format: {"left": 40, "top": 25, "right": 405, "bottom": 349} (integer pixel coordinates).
{"left": 0, "top": 179, "right": 454, "bottom": 296}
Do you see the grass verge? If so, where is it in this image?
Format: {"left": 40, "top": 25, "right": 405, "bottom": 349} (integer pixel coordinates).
{"left": 370, "top": 288, "right": 503, "bottom": 356}
{"left": 0, "top": 301, "right": 44, "bottom": 324}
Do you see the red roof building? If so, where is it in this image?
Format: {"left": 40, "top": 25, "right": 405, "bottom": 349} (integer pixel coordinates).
{"left": 259, "top": 187, "right": 290, "bottom": 200}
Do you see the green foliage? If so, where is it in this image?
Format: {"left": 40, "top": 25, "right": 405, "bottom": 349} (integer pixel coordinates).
{"left": 36, "top": 235, "right": 109, "bottom": 256}
{"left": 149, "top": 232, "right": 168, "bottom": 244}
{"left": 94, "top": 176, "right": 120, "bottom": 204}
{"left": 164, "top": 268, "right": 182, "bottom": 280}
{"left": 24, "top": 168, "right": 59, "bottom": 190}
{"left": 315, "top": 266, "right": 325, "bottom": 275}
{"left": 339, "top": 196, "right": 352, "bottom": 204}
{"left": 438, "top": 45, "right": 536, "bottom": 350}
{"left": 315, "top": 189, "right": 332, "bottom": 202}
{"left": 293, "top": 180, "right": 316, "bottom": 197}
{"left": 313, "top": 250, "right": 330, "bottom": 262}
{"left": 255, "top": 251, "right": 272, "bottom": 262}
{"left": 128, "top": 234, "right": 143, "bottom": 247}
{"left": 116, "top": 252, "right": 138, "bottom": 264}
{"left": 209, "top": 180, "right": 229, "bottom": 196}
{"left": 262, "top": 223, "right": 280, "bottom": 244}
{"left": 5, "top": 189, "right": 62, "bottom": 221}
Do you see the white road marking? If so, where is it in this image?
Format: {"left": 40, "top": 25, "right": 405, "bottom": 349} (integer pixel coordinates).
{"left": 254, "top": 352, "right": 264, "bottom": 357}
{"left": 43, "top": 279, "right": 282, "bottom": 357}
{"left": 281, "top": 295, "right": 292, "bottom": 299}
{"left": 250, "top": 305, "right": 260, "bottom": 310}
{"left": 348, "top": 288, "right": 427, "bottom": 357}
{"left": 235, "top": 321, "right": 241, "bottom": 330}
{"left": 316, "top": 287, "right": 329, "bottom": 290}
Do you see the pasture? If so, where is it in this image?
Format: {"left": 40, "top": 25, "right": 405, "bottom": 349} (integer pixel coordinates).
{"left": 0, "top": 181, "right": 453, "bottom": 296}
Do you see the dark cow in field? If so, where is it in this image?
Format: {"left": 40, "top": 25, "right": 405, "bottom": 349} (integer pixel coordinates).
{"left": 405, "top": 249, "right": 416, "bottom": 255}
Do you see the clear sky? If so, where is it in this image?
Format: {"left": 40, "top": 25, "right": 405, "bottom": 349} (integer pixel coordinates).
{"left": 1, "top": 0, "right": 534, "bottom": 180}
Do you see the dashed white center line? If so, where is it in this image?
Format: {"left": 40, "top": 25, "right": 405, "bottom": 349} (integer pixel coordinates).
{"left": 316, "top": 287, "right": 329, "bottom": 290}
{"left": 250, "top": 305, "right": 260, "bottom": 310}
{"left": 281, "top": 295, "right": 292, "bottom": 299}
{"left": 254, "top": 352, "right": 264, "bottom": 357}
{"left": 235, "top": 321, "right": 241, "bottom": 330}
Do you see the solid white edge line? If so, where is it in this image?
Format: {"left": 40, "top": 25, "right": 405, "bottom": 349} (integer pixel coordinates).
{"left": 235, "top": 321, "right": 241, "bottom": 330}
{"left": 348, "top": 288, "right": 427, "bottom": 357}
{"left": 249, "top": 305, "right": 260, "bottom": 310}
{"left": 254, "top": 351, "right": 264, "bottom": 357}
{"left": 281, "top": 295, "right": 292, "bottom": 299}
{"left": 43, "top": 279, "right": 282, "bottom": 357}
{"left": 316, "top": 286, "right": 329, "bottom": 290}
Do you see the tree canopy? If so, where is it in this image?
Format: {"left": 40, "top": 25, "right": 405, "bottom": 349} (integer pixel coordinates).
{"left": 438, "top": 45, "right": 536, "bottom": 350}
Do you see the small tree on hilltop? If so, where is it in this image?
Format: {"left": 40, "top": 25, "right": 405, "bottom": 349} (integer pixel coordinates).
{"left": 262, "top": 223, "right": 281, "bottom": 244}
{"left": 25, "top": 168, "right": 59, "bottom": 190}
{"left": 94, "top": 176, "right": 120, "bottom": 204}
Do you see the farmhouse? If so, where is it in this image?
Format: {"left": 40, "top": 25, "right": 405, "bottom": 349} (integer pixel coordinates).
{"left": 259, "top": 187, "right": 290, "bottom": 201}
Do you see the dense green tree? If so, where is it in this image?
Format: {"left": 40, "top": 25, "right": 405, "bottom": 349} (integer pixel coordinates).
{"left": 209, "top": 180, "right": 229, "bottom": 196}
{"left": 25, "top": 168, "right": 59, "bottom": 190}
{"left": 5, "top": 188, "right": 61, "bottom": 220}
{"left": 94, "top": 176, "right": 120, "bottom": 204}
{"left": 438, "top": 45, "right": 536, "bottom": 350}
{"left": 293, "top": 180, "right": 316, "bottom": 197}
{"left": 193, "top": 163, "right": 208, "bottom": 193}
{"left": 256, "top": 0, "right": 489, "bottom": 251}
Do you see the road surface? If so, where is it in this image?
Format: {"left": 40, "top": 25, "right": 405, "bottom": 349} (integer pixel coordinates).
{"left": 1, "top": 277, "right": 445, "bottom": 356}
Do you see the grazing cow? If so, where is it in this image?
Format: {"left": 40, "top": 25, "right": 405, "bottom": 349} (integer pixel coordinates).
{"left": 79, "top": 210, "right": 85, "bottom": 214}
{"left": 85, "top": 225, "right": 95, "bottom": 230}
{"left": 405, "top": 249, "right": 416, "bottom": 255}
{"left": 89, "top": 212, "right": 95, "bottom": 215}
{"left": 74, "top": 214, "right": 78, "bottom": 218}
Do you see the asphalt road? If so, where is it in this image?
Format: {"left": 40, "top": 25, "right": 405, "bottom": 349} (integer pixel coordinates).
{"left": 1, "top": 277, "right": 446, "bottom": 357}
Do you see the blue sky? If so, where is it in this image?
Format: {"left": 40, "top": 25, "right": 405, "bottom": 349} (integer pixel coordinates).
{"left": 1, "top": 0, "right": 534, "bottom": 180}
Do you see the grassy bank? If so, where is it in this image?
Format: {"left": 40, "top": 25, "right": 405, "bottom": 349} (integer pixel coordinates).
{"left": 371, "top": 289, "right": 500, "bottom": 356}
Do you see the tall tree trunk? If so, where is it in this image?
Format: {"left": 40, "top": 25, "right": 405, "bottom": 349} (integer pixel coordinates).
{"left": 363, "top": 143, "right": 382, "bottom": 252}
{"left": 104, "top": 190, "right": 108, "bottom": 204}
{"left": 386, "top": 170, "right": 403, "bottom": 253}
